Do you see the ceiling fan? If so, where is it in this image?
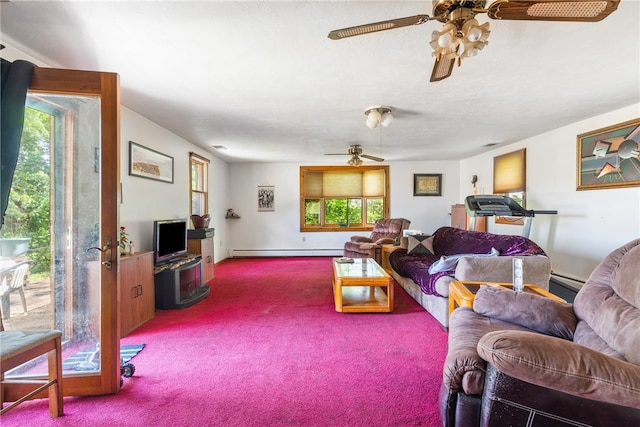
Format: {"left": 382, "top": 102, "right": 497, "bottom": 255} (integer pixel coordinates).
{"left": 325, "top": 144, "right": 384, "bottom": 166}
{"left": 328, "top": 0, "right": 620, "bottom": 82}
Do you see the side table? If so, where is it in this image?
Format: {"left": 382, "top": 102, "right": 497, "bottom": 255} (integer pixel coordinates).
{"left": 380, "top": 244, "right": 402, "bottom": 275}
{"left": 449, "top": 280, "right": 565, "bottom": 317}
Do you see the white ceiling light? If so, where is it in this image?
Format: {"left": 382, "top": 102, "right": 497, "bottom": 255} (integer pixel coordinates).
{"left": 364, "top": 106, "right": 393, "bottom": 128}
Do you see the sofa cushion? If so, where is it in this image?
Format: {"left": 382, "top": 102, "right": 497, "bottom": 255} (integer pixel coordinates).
{"left": 432, "top": 226, "right": 546, "bottom": 257}
{"left": 428, "top": 248, "right": 499, "bottom": 274}
{"left": 473, "top": 285, "right": 577, "bottom": 340}
{"left": 407, "top": 235, "right": 433, "bottom": 255}
{"left": 454, "top": 255, "right": 551, "bottom": 289}
{"left": 369, "top": 218, "right": 411, "bottom": 242}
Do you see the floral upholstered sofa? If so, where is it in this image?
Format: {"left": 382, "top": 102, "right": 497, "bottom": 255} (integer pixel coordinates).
{"left": 388, "top": 226, "right": 551, "bottom": 328}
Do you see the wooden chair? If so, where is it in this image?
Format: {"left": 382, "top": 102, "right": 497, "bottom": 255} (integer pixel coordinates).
{"left": 0, "top": 326, "right": 64, "bottom": 417}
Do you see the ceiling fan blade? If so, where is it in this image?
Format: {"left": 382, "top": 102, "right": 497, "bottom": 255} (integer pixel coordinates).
{"left": 328, "top": 14, "right": 432, "bottom": 40}
{"left": 487, "top": 0, "right": 620, "bottom": 22}
{"left": 324, "top": 153, "right": 349, "bottom": 156}
{"left": 430, "top": 56, "right": 455, "bottom": 82}
{"left": 361, "top": 154, "right": 385, "bottom": 162}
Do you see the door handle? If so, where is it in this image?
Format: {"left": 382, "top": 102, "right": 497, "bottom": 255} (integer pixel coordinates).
{"left": 87, "top": 237, "right": 113, "bottom": 271}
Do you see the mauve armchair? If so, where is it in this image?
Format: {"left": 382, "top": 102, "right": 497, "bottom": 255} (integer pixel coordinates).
{"left": 343, "top": 218, "right": 410, "bottom": 265}
{"left": 439, "top": 238, "right": 640, "bottom": 426}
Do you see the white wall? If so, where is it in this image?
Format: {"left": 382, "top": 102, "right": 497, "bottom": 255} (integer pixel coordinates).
{"left": 460, "top": 104, "right": 640, "bottom": 281}
{"left": 225, "top": 161, "right": 461, "bottom": 257}
{"left": 120, "top": 108, "right": 229, "bottom": 262}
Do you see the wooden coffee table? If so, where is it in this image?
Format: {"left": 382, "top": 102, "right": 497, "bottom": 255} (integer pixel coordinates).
{"left": 449, "top": 280, "right": 565, "bottom": 316}
{"left": 332, "top": 258, "right": 393, "bottom": 313}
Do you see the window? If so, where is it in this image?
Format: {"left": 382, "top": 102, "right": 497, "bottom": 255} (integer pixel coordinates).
{"left": 190, "top": 153, "right": 209, "bottom": 217}
{"left": 300, "top": 166, "right": 389, "bottom": 232}
{"left": 493, "top": 148, "right": 526, "bottom": 225}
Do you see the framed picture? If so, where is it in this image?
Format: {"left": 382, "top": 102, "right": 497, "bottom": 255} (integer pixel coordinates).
{"left": 129, "top": 141, "right": 174, "bottom": 183}
{"left": 258, "top": 185, "right": 275, "bottom": 211}
{"left": 577, "top": 118, "right": 640, "bottom": 190}
{"left": 413, "top": 173, "right": 442, "bottom": 196}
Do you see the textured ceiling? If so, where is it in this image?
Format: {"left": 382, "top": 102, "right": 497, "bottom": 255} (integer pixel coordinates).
{"left": 1, "top": 0, "right": 639, "bottom": 164}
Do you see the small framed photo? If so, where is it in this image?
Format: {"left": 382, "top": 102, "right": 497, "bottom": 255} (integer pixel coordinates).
{"left": 129, "top": 141, "right": 174, "bottom": 183}
{"left": 258, "top": 185, "right": 275, "bottom": 211}
{"left": 576, "top": 118, "right": 640, "bottom": 190}
{"left": 413, "top": 173, "right": 442, "bottom": 196}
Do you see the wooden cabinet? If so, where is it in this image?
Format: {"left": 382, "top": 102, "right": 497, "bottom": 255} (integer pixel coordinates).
{"left": 120, "top": 251, "right": 155, "bottom": 337}
{"left": 451, "top": 204, "right": 486, "bottom": 232}
{"left": 187, "top": 237, "right": 215, "bottom": 284}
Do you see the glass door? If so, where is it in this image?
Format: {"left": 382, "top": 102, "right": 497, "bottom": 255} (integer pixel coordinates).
{"left": 0, "top": 68, "right": 120, "bottom": 397}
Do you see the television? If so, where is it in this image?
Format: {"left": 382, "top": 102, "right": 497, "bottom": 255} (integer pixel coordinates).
{"left": 153, "top": 219, "right": 188, "bottom": 264}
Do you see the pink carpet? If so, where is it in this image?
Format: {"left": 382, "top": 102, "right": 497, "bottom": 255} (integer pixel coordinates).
{"left": 2, "top": 257, "right": 448, "bottom": 426}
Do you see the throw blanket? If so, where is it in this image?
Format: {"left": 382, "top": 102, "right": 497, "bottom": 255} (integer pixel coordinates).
{"left": 389, "top": 227, "right": 547, "bottom": 297}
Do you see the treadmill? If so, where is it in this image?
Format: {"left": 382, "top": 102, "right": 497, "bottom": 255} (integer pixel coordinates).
{"left": 465, "top": 195, "right": 557, "bottom": 238}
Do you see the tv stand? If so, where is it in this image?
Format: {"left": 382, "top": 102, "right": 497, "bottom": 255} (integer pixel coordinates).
{"left": 154, "top": 256, "right": 210, "bottom": 309}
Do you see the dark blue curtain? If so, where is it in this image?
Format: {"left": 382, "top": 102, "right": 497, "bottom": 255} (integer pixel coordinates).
{"left": 1, "top": 58, "right": 35, "bottom": 230}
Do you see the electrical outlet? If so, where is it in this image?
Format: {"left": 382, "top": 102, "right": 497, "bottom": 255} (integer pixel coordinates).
{"left": 302, "top": 236, "right": 306, "bottom": 242}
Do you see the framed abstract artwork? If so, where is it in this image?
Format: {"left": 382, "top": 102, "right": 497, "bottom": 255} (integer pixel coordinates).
{"left": 129, "top": 141, "right": 174, "bottom": 183}
{"left": 413, "top": 174, "right": 442, "bottom": 196}
{"left": 577, "top": 118, "right": 640, "bottom": 190}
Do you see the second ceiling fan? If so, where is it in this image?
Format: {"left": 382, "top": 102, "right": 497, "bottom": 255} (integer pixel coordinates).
{"left": 325, "top": 144, "right": 384, "bottom": 167}
{"left": 328, "top": 0, "right": 620, "bottom": 82}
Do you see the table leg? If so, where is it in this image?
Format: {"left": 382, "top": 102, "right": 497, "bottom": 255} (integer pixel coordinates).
{"left": 333, "top": 278, "right": 343, "bottom": 312}
{"left": 448, "top": 293, "right": 457, "bottom": 316}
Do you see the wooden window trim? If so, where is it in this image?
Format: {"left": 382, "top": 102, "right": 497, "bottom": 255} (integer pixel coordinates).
{"left": 189, "top": 152, "right": 209, "bottom": 218}
{"left": 300, "top": 165, "right": 389, "bottom": 232}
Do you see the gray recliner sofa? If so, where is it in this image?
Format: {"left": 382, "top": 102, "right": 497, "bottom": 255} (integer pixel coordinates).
{"left": 439, "top": 238, "right": 640, "bottom": 426}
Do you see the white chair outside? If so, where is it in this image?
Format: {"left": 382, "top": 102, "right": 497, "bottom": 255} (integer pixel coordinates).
{"left": 0, "top": 261, "right": 30, "bottom": 319}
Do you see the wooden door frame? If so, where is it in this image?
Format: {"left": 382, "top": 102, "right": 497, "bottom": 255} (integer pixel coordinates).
{"left": 4, "top": 67, "right": 121, "bottom": 399}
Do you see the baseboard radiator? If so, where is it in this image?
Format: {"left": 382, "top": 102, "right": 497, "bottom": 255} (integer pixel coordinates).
{"left": 549, "top": 273, "right": 586, "bottom": 303}
{"left": 230, "top": 249, "right": 343, "bottom": 258}
{"left": 550, "top": 273, "right": 586, "bottom": 290}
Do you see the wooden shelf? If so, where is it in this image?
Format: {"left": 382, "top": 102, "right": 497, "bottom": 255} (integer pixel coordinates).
{"left": 339, "top": 286, "right": 391, "bottom": 312}
{"left": 451, "top": 204, "right": 486, "bottom": 231}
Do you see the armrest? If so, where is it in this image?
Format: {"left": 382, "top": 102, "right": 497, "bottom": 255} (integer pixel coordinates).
{"left": 478, "top": 330, "right": 640, "bottom": 410}
{"left": 454, "top": 255, "right": 551, "bottom": 289}
{"left": 350, "top": 236, "right": 372, "bottom": 243}
{"left": 473, "top": 285, "right": 577, "bottom": 340}
{"left": 374, "top": 237, "right": 395, "bottom": 245}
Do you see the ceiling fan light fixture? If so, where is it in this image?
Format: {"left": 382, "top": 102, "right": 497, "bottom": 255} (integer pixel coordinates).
{"left": 366, "top": 109, "right": 382, "bottom": 128}
{"left": 347, "top": 156, "right": 363, "bottom": 167}
{"left": 430, "top": 17, "right": 490, "bottom": 66}
{"left": 380, "top": 111, "right": 393, "bottom": 127}
{"left": 364, "top": 106, "right": 393, "bottom": 129}
{"left": 462, "top": 18, "right": 482, "bottom": 41}
{"left": 473, "top": 21, "right": 491, "bottom": 43}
